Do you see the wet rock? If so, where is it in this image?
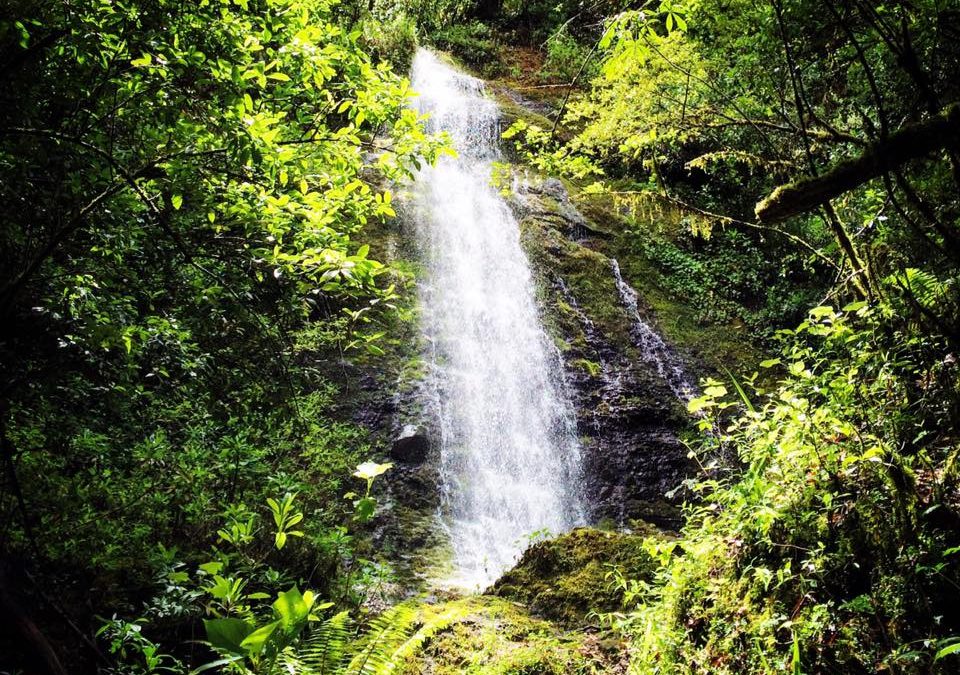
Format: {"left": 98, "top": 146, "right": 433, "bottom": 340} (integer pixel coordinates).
{"left": 517, "top": 181, "right": 697, "bottom": 528}
{"left": 390, "top": 424, "right": 430, "bottom": 464}
{"left": 349, "top": 372, "right": 398, "bottom": 429}
{"left": 375, "top": 459, "right": 449, "bottom": 592}
{"left": 520, "top": 178, "right": 594, "bottom": 240}
{"left": 392, "top": 463, "right": 441, "bottom": 511}
{"left": 491, "top": 83, "right": 557, "bottom": 118}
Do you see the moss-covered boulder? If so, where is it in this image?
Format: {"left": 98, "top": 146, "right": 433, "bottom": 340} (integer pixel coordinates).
{"left": 490, "top": 527, "right": 659, "bottom": 627}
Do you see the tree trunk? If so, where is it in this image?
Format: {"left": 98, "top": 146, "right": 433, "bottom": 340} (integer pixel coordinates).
{"left": 0, "top": 568, "right": 67, "bottom": 675}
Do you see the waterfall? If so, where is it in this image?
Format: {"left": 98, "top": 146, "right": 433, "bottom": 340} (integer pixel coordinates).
{"left": 610, "top": 259, "right": 697, "bottom": 404}
{"left": 408, "top": 49, "right": 584, "bottom": 589}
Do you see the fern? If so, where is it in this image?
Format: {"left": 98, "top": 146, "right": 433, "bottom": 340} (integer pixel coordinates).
{"left": 894, "top": 267, "right": 956, "bottom": 312}
{"left": 888, "top": 267, "right": 959, "bottom": 337}
{"left": 386, "top": 602, "right": 474, "bottom": 664}
{"left": 290, "top": 610, "right": 352, "bottom": 675}
{"left": 270, "top": 600, "right": 473, "bottom": 675}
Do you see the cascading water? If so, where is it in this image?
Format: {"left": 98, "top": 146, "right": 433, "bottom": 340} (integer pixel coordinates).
{"left": 408, "top": 49, "right": 584, "bottom": 589}
{"left": 610, "top": 259, "right": 698, "bottom": 404}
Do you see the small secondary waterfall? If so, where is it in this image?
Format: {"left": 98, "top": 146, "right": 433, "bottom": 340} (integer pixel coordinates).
{"left": 409, "top": 50, "right": 584, "bottom": 588}
{"left": 611, "top": 259, "right": 697, "bottom": 404}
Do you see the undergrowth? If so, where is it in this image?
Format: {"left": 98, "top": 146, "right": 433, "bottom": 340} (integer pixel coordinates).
{"left": 613, "top": 300, "right": 960, "bottom": 673}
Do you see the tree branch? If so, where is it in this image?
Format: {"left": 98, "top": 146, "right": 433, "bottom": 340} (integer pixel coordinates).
{"left": 756, "top": 104, "right": 960, "bottom": 222}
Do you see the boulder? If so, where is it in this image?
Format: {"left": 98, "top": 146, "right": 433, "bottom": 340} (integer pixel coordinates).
{"left": 390, "top": 424, "right": 430, "bottom": 464}
{"left": 490, "top": 527, "right": 660, "bottom": 627}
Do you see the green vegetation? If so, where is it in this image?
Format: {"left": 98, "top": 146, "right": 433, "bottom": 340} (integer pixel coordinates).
{"left": 3, "top": 0, "right": 960, "bottom": 673}
{"left": 391, "top": 596, "right": 622, "bottom": 675}
{"left": 431, "top": 22, "right": 502, "bottom": 75}
{"left": 622, "top": 304, "right": 960, "bottom": 673}
{"left": 0, "top": 0, "right": 445, "bottom": 671}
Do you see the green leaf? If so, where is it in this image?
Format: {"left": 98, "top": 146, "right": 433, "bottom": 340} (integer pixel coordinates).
{"left": 599, "top": 24, "right": 616, "bottom": 49}
{"left": 353, "top": 497, "right": 377, "bottom": 521}
{"left": 171, "top": 194, "right": 183, "bottom": 210}
{"left": 936, "top": 641, "right": 960, "bottom": 661}
{"left": 791, "top": 633, "right": 803, "bottom": 674}
{"left": 703, "top": 385, "right": 727, "bottom": 398}
{"left": 189, "top": 656, "right": 244, "bottom": 675}
{"left": 198, "top": 561, "right": 223, "bottom": 575}
{"left": 273, "top": 586, "right": 314, "bottom": 629}
{"left": 204, "top": 618, "right": 254, "bottom": 655}
{"left": 239, "top": 620, "right": 281, "bottom": 656}
{"left": 723, "top": 367, "right": 754, "bottom": 414}
{"left": 809, "top": 305, "right": 834, "bottom": 318}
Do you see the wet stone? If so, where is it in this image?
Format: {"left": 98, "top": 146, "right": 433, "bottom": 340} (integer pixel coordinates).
{"left": 390, "top": 424, "right": 431, "bottom": 464}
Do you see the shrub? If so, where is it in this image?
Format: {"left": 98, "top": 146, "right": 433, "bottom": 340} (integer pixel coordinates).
{"left": 539, "top": 29, "right": 598, "bottom": 84}
{"left": 361, "top": 12, "right": 418, "bottom": 70}
{"left": 430, "top": 21, "right": 503, "bottom": 76}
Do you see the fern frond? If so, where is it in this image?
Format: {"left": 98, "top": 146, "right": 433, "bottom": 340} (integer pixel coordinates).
{"left": 346, "top": 604, "right": 420, "bottom": 675}
{"left": 388, "top": 602, "right": 474, "bottom": 664}
{"left": 891, "top": 267, "right": 958, "bottom": 327}
{"left": 294, "top": 610, "right": 353, "bottom": 675}
{"left": 270, "top": 601, "right": 475, "bottom": 675}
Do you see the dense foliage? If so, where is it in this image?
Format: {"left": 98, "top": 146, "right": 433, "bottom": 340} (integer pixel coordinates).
{"left": 0, "top": 0, "right": 445, "bottom": 671}
{"left": 621, "top": 304, "right": 960, "bottom": 672}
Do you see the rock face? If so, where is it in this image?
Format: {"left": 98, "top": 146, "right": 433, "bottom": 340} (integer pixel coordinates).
{"left": 366, "top": 101, "right": 698, "bottom": 590}
{"left": 511, "top": 177, "right": 697, "bottom": 529}
{"left": 366, "top": 172, "right": 697, "bottom": 595}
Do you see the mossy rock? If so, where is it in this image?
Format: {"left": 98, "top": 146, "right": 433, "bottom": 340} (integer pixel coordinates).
{"left": 393, "top": 596, "right": 625, "bottom": 675}
{"left": 490, "top": 527, "right": 659, "bottom": 627}
{"left": 491, "top": 85, "right": 557, "bottom": 134}
{"left": 519, "top": 214, "right": 633, "bottom": 353}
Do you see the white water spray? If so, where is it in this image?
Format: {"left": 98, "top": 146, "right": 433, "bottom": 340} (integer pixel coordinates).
{"left": 409, "top": 50, "right": 584, "bottom": 589}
